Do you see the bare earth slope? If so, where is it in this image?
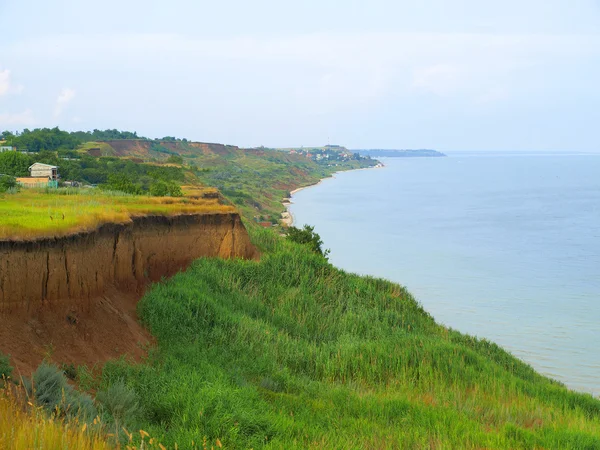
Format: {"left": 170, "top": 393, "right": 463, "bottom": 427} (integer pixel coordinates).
{"left": 0, "top": 213, "right": 256, "bottom": 375}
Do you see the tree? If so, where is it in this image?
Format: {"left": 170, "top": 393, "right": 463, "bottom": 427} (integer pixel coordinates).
{"left": 166, "top": 154, "right": 184, "bottom": 165}
{"left": 286, "top": 225, "right": 330, "bottom": 259}
{"left": 150, "top": 180, "right": 183, "bottom": 197}
{"left": 101, "top": 174, "right": 142, "bottom": 195}
{"left": 0, "top": 175, "right": 18, "bottom": 193}
{"left": 0, "top": 151, "right": 31, "bottom": 176}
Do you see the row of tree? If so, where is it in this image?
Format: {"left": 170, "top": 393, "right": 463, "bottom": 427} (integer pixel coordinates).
{"left": 0, "top": 128, "right": 150, "bottom": 152}
{"left": 0, "top": 127, "right": 192, "bottom": 153}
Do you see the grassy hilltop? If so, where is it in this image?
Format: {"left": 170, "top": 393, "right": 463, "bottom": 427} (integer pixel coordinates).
{"left": 1, "top": 128, "right": 600, "bottom": 449}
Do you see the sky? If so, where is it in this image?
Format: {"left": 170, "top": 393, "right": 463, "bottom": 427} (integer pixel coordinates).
{"left": 1, "top": 0, "right": 599, "bottom": 151}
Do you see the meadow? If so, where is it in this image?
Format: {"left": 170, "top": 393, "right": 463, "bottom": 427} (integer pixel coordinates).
{"left": 92, "top": 227, "right": 600, "bottom": 449}
{"left": 0, "top": 188, "right": 234, "bottom": 239}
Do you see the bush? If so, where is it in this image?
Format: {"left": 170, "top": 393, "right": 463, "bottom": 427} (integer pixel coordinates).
{"left": 166, "top": 154, "right": 184, "bottom": 164}
{"left": 31, "top": 362, "right": 70, "bottom": 411}
{"left": 96, "top": 380, "right": 140, "bottom": 425}
{"left": 285, "top": 224, "right": 330, "bottom": 258}
{"left": 100, "top": 173, "right": 142, "bottom": 195}
{"left": 0, "top": 352, "right": 13, "bottom": 382}
{"left": 0, "top": 175, "right": 17, "bottom": 193}
{"left": 149, "top": 180, "right": 183, "bottom": 197}
{"left": 30, "top": 362, "right": 97, "bottom": 421}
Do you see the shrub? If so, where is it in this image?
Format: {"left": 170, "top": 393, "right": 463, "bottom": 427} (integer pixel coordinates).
{"left": 149, "top": 180, "right": 183, "bottom": 197}
{"left": 96, "top": 380, "right": 140, "bottom": 426}
{"left": 166, "top": 154, "right": 184, "bottom": 164}
{"left": 0, "top": 175, "right": 18, "bottom": 193}
{"left": 0, "top": 352, "right": 13, "bottom": 383}
{"left": 285, "top": 224, "right": 330, "bottom": 258}
{"left": 30, "top": 362, "right": 97, "bottom": 421}
{"left": 100, "top": 173, "right": 142, "bottom": 195}
{"left": 61, "top": 363, "right": 77, "bottom": 381}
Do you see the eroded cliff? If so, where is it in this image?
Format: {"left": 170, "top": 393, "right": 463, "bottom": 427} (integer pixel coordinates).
{"left": 0, "top": 212, "right": 256, "bottom": 373}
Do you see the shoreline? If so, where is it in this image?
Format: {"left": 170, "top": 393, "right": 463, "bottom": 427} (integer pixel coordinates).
{"left": 280, "top": 162, "right": 384, "bottom": 227}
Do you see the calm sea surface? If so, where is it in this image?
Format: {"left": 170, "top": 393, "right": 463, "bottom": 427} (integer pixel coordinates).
{"left": 289, "top": 153, "right": 600, "bottom": 395}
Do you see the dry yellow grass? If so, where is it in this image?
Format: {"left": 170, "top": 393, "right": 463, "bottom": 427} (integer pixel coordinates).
{"left": 0, "top": 387, "right": 112, "bottom": 450}
{"left": 0, "top": 188, "right": 236, "bottom": 240}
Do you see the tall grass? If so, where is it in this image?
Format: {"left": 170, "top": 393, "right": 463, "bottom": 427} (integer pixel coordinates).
{"left": 0, "top": 386, "right": 111, "bottom": 450}
{"left": 98, "top": 227, "right": 600, "bottom": 449}
{"left": 0, "top": 188, "right": 235, "bottom": 239}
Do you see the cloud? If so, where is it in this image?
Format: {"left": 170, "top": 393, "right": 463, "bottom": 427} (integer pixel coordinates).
{"left": 0, "top": 68, "right": 24, "bottom": 96}
{"left": 0, "top": 109, "right": 36, "bottom": 127}
{"left": 53, "top": 88, "right": 76, "bottom": 118}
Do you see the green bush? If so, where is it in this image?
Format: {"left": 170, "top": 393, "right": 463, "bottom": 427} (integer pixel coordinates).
{"left": 166, "top": 154, "right": 184, "bottom": 164}
{"left": 100, "top": 173, "right": 142, "bottom": 195}
{"left": 30, "top": 362, "right": 97, "bottom": 421}
{"left": 96, "top": 380, "right": 140, "bottom": 425}
{"left": 0, "top": 175, "right": 17, "bottom": 193}
{"left": 149, "top": 180, "right": 183, "bottom": 197}
{"left": 285, "top": 224, "right": 330, "bottom": 258}
{"left": 0, "top": 352, "right": 13, "bottom": 382}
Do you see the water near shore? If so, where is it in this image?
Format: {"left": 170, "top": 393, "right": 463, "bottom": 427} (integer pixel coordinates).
{"left": 289, "top": 152, "right": 600, "bottom": 394}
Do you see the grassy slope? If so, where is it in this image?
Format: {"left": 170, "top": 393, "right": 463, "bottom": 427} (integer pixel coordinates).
{"left": 99, "top": 228, "right": 600, "bottom": 449}
{"left": 0, "top": 188, "right": 233, "bottom": 239}
{"left": 78, "top": 140, "right": 376, "bottom": 223}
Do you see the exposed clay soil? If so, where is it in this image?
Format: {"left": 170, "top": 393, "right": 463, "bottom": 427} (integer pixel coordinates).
{"left": 0, "top": 286, "right": 152, "bottom": 377}
{"left": 0, "top": 212, "right": 256, "bottom": 376}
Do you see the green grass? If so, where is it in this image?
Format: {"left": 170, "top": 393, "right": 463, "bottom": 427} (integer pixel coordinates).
{"left": 98, "top": 228, "right": 600, "bottom": 449}
{"left": 0, "top": 188, "right": 234, "bottom": 239}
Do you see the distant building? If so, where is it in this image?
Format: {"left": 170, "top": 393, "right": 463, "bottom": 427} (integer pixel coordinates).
{"left": 0, "top": 146, "right": 14, "bottom": 152}
{"left": 29, "top": 163, "right": 58, "bottom": 181}
{"left": 16, "top": 163, "right": 59, "bottom": 188}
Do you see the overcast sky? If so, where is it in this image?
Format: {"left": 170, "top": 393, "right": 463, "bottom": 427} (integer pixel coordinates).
{"left": 1, "top": 1, "right": 599, "bottom": 151}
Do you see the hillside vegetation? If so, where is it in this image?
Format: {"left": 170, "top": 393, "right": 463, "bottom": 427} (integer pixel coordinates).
{"left": 0, "top": 127, "right": 376, "bottom": 224}
{"left": 92, "top": 228, "right": 600, "bottom": 449}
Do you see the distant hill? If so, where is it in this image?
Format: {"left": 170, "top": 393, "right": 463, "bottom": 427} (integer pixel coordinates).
{"left": 354, "top": 149, "right": 446, "bottom": 157}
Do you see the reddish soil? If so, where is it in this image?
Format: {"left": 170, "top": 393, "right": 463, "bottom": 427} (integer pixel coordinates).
{"left": 0, "top": 213, "right": 256, "bottom": 376}
{"left": 0, "top": 286, "right": 152, "bottom": 377}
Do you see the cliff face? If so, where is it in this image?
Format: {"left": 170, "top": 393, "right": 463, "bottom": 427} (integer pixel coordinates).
{"left": 0, "top": 213, "right": 256, "bottom": 310}
{"left": 0, "top": 212, "right": 256, "bottom": 374}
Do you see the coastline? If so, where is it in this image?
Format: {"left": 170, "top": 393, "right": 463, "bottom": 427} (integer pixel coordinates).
{"left": 281, "top": 162, "right": 384, "bottom": 227}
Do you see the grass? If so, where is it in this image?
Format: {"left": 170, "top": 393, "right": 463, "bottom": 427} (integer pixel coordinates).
{"left": 0, "top": 386, "right": 111, "bottom": 450}
{"left": 94, "top": 227, "right": 600, "bottom": 449}
{"left": 0, "top": 188, "right": 235, "bottom": 239}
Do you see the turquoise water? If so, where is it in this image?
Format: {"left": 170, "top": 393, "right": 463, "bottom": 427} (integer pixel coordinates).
{"left": 289, "top": 153, "right": 600, "bottom": 394}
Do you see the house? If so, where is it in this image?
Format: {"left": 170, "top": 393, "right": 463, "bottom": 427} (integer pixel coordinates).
{"left": 29, "top": 163, "right": 58, "bottom": 181}
{"left": 15, "top": 163, "right": 60, "bottom": 188}
{"left": 0, "top": 146, "right": 14, "bottom": 152}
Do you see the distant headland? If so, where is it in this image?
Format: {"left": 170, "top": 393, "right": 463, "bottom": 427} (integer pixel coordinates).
{"left": 354, "top": 149, "right": 447, "bottom": 158}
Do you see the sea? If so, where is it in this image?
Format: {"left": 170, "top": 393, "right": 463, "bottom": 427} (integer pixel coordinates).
{"left": 288, "top": 152, "right": 600, "bottom": 395}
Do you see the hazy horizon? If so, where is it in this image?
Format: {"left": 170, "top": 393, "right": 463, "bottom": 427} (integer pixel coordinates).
{"left": 1, "top": 1, "right": 599, "bottom": 152}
